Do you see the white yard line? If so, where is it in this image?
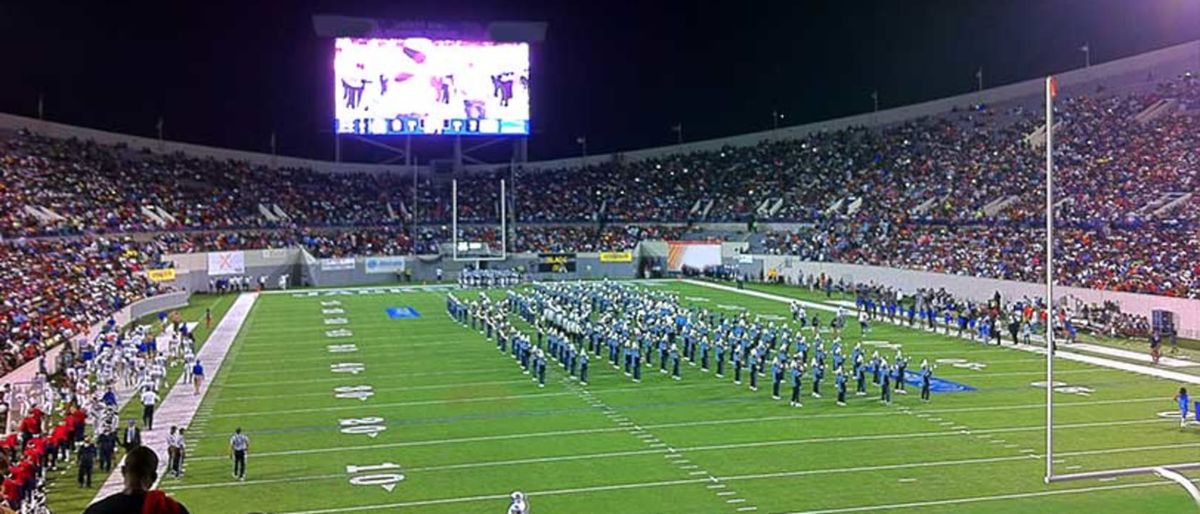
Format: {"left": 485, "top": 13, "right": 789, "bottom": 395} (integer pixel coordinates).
{"left": 265, "top": 443, "right": 1191, "bottom": 513}
{"left": 216, "top": 379, "right": 535, "bottom": 402}
{"left": 207, "top": 381, "right": 719, "bottom": 417}
{"left": 91, "top": 292, "right": 260, "bottom": 504}
{"left": 683, "top": 279, "right": 1200, "bottom": 385}
{"left": 781, "top": 480, "right": 1182, "bottom": 514}
{"left": 186, "top": 415, "right": 1172, "bottom": 462}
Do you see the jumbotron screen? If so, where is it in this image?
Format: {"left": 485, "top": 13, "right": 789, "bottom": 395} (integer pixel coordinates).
{"left": 334, "top": 37, "right": 530, "bottom": 136}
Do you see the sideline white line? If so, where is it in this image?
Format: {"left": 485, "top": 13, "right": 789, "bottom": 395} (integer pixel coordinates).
{"left": 264, "top": 443, "right": 1191, "bottom": 514}
{"left": 92, "top": 292, "right": 260, "bottom": 504}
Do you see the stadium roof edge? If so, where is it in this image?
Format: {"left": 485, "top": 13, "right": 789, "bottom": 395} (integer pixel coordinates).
{"left": 1, "top": 39, "right": 1196, "bottom": 175}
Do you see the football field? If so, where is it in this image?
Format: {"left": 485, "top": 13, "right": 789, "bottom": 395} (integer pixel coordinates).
{"left": 163, "top": 280, "right": 1199, "bottom": 513}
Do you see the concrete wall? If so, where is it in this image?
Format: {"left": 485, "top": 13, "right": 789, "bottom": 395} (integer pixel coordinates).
{"left": 757, "top": 256, "right": 1200, "bottom": 338}
{"left": 166, "top": 248, "right": 644, "bottom": 288}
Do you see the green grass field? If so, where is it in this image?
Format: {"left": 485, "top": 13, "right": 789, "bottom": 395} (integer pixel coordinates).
{"left": 140, "top": 281, "right": 1199, "bottom": 513}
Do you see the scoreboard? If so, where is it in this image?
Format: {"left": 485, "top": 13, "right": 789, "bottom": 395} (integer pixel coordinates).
{"left": 537, "top": 253, "right": 576, "bottom": 273}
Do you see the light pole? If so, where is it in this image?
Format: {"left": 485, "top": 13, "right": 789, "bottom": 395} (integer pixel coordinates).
{"left": 871, "top": 90, "right": 879, "bottom": 112}
{"left": 976, "top": 67, "right": 984, "bottom": 92}
{"left": 671, "top": 123, "right": 683, "bottom": 145}
{"left": 1080, "top": 43, "right": 1091, "bottom": 68}
{"left": 772, "top": 110, "right": 785, "bottom": 130}
{"left": 576, "top": 136, "right": 587, "bottom": 157}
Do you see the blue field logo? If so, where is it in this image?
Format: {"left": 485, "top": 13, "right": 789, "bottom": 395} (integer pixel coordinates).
{"left": 902, "top": 371, "right": 976, "bottom": 393}
{"left": 386, "top": 306, "right": 422, "bottom": 319}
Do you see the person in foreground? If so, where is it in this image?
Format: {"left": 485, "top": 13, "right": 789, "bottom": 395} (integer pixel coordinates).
{"left": 84, "top": 446, "right": 190, "bottom": 514}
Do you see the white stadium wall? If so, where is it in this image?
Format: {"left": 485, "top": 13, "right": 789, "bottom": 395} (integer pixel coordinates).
{"left": 758, "top": 256, "right": 1200, "bottom": 339}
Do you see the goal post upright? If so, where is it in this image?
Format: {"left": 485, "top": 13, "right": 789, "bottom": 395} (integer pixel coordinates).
{"left": 1045, "top": 75, "right": 1055, "bottom": 485}
{"left": 1042, "top": 75, "right": 1198, "bottom": 502}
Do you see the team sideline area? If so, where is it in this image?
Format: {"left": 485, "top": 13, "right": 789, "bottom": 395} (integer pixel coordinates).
{"left": 137, "top": 280, "right": 1197, "bottom": 513}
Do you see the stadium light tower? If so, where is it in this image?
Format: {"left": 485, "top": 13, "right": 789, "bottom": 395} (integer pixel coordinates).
{"left": 576, "top": 136, "right": 588, "bottom": 157}
{"left": 772, "top": 110, "right": 785, "bottom": 130}
{"left": 1080, "top": 43, "right": 1091, "bottom": 68}
{"left": 871, "top": 90, "right": 879, "bottom": 112}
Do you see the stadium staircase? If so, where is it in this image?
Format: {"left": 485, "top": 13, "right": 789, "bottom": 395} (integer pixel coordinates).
{"left": 21, "top": 204, "right": 63, "bottom": 225}
{"left": 982, "top": 195, "right": 1020, "bottom": 217}
{"left": 1025, "top": 120, "right": 1062, "bottom": 148}
{"left": 910, "top": 195, "right": 944, "bottom": 216}
{"left": 140, "top": 205, "right": 168, "bottom": 226}
{"left": 271, "top": 203, "right": 291, "bottom": 221}
{"left": 1138, "top": 192, "right": 1193, "bottom": 217}
{"left": 257, "top": 203, "right": 280, "bottom": 222}
{"left": 152, "top": 205, "right": 177, "bottom": 224}
{"left": 823, "top": 198, "right": 844, "bottom": 216}
{"left": 698, "top": 199, "right": 714, "bottom": 220}
{"left": 845, "top": 196, "right": 863, "bottom": 215}
{"left": 1133, "top": 98, "right": 1180, "bottom": 124}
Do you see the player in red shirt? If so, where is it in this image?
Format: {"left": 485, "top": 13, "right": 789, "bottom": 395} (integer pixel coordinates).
{"left": 2, "top": 472, "right": 20, "bottom": 511}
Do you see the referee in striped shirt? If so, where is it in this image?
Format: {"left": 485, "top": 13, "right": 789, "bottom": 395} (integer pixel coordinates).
{"left": 229, "top": 428, "right": 249, "bottom": 481}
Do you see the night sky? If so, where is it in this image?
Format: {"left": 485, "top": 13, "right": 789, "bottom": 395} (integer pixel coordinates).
{"left": 2, "top": 0, "right": 1198, "bottom": 164}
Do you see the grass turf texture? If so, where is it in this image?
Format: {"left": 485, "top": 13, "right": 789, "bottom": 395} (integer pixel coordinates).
{"left": 145, "top": 282, "right": 1198, "bottom": 513}
{"left": 47, "top": 293, "right": 239, "bottom": 514}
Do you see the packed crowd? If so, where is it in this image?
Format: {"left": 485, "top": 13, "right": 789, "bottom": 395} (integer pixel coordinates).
{"left": 0, "top": 237, "right": 166, "bottom": 379}
{"left": 0, "top": 73, "right": 1197, "bottom": 299}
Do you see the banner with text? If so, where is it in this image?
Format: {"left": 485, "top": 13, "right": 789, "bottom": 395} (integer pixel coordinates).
{"left": 321, "top": 257, "right": 357, "bottom": 272}
{"left": 364, "top": 256, "right": 407, "bottom": 274}
{"left": 146, "top": 269, "right": 177, "bottom": 282}
{"left": 599, "top": 251, "right": 634, "bottom": 263}
{"left": 207, "top": 251, "right": 245, "bottom": 276}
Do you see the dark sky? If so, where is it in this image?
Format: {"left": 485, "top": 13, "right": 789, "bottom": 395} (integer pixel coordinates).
{"left": 2, "top": 0, "right": 1198, "bottom": 164}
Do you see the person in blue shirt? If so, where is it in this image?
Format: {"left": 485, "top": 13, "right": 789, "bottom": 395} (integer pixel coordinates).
{"left": 879, "top": 360, "right": 892, "bottom": 404}
{"left": 102, "top": 387, "right": 118, "bottom": 408}
{"left": 535, "top": 349, "right": 547, "bottom": 388}
{"left": 855, "top": 353, "right": 868, "bottom": 395}
{"left": 659, "top": 338, "right": 669, "bottom": 373}
{"left": 789, "top": 360, "right": 803, "bottom": 407}
{"left": 770, "top": 359, "right": 783, "bottom": 400}
{"left": 715, "top": 342, "right": 726, "bottom": 378}
{"left": 1177, "top": 387, "right": 1191, "bottom": 429}
{"left": 920, "top": 360, "right": 933, "bottom": 402}
{"left": 732, "top": 345, "right": 744, "bottom": 385}
{"left": 623, "top": 342, "right": 633, "bottom": 377}
{"left": 749, "top": 355, "right": 759, "bottom": 391}
{"left": 811, "top": 357, "right": 824, "bottom": 398}
{"left": 579, "top": 352, "right": 590, "bottom": 385}
{"left": 632, "top": 343, "right": 642, "bottom": 383}
{"left": 670, "top": 344, "right": 682, "bottom": 381}
{"left": 191, "top": 360, "right": 205, "bottom": 395}
{"left": 871, "top": 351, "right": 882, "bottom": 385}
{"left": 835, "top": 368, "right": 848, "bottom": 406}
